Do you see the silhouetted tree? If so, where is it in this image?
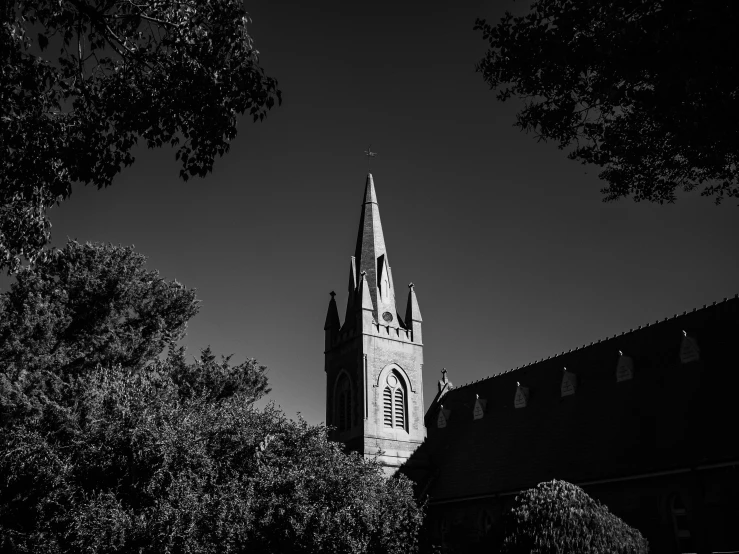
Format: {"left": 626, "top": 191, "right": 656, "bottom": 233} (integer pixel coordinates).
{"left": 475, "top": 1, "right": 739, "bottom": 205}
{"left": 1, "top": 1, "right": 281, "bottom": 273}
{"left": 0, "top": 242, "right": 422, "bottom": 553}
{"left": 500, "top": 480, "right": 649, "bottom": 554}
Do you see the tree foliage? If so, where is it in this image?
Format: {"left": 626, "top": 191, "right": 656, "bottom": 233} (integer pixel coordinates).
{"left": 1, "top": 366, "right": 421, "bottom": 553}
{"left": 475, "top": 1, "right": 739, "bottom": 205}
{"left": 1, "top": 1, "right": 281, "bottom": 273}
{"left": 500, "top": 480, "right": 649, "bottom": 554}
{"left": 0, "top": 240, "right": 199, "bottom": 380}
{"left": 0, "top": 241, "right": 423, "bottom": 553}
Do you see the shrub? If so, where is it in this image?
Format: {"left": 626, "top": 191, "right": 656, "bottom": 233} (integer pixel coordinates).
{"left": 500, "top": 480, "right": 649, "bottom": 554}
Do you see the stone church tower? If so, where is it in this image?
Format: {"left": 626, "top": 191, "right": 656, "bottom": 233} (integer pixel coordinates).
{"left": 324, "top": 173, "right": 425, "bottom": 474}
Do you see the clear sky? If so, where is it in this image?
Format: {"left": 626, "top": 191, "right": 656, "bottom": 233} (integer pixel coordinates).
{"left": 12, "top": 0, "right": 739, "bottom": 424}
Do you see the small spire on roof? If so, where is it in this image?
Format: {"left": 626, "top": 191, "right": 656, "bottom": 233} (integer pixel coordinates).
{"left": 405, "top": 281, "right": 422, "bottom": 324}
{"left": 359, "top": 271, "right": 374, "bottom": 311}
{"left": 324, "top": 290, "right": 340, "bottom": 331}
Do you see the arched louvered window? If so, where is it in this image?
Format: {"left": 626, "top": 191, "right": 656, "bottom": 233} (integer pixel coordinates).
{"left": 335, "top": 373, "right": 352, "bottom": 432}
{"left": 382, "top": 370, "right": 407, "bottom": 431}
{"left": 394, "top": 388, "right": 405, "bottom": 428}
{"left": 383, "top": 387, "right": 393, "bottom": 426}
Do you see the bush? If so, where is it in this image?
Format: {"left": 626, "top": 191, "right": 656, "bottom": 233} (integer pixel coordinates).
{"left": 500, "top": 480, "right": 649, "bottom": 554}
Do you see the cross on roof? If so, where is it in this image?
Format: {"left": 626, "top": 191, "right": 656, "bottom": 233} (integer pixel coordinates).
{"left": 364, "top": 145, "right": 377, "bottom": 172}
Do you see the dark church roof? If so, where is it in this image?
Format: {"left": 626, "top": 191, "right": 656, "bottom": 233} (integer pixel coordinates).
{"left": 414, "top": 295, "right": 739, "bottom": 503}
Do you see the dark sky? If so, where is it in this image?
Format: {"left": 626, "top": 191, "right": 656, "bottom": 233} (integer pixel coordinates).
{"left": 21, "top": 0, "right": 739, "bottom": 424}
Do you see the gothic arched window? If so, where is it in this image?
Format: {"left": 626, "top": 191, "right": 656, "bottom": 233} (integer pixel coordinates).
{"left": 335, "top": 373, "right": 352, "bottom": 432}
{"left": 382, "top": 370, "right": 407, "bottom": 431}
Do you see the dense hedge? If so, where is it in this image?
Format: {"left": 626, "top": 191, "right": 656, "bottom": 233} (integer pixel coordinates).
{"left": 500, "top": 480, "right": 649, "bottom": 554}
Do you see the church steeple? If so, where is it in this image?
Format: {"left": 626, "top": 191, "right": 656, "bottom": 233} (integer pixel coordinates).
{"left": 352, "top": 173, "right": 400, "bottom": 327}
{"left": 324, "top": 171, "right": 426, "bottom": 475}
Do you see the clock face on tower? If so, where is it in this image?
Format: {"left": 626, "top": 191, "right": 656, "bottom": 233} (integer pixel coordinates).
{"left": 382, "top": 311, "right": 393, "bottom": 323}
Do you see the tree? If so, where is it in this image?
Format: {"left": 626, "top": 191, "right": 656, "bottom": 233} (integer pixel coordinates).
{"left": 1, "top": 1, "right": 281, "bottom": 273}
{"left": 500, "top": 480, "right": 649, "bottom": 554}
{"left": 0, "top": 240, "right": 272, "bottom": 423}
{"left": 475, "top": 1, "right": 739, "bottom": 205}
{"left": 1, "top": 365, "right": 422, "bottom": 553}
{"left": 0, "top": 240, "right": 198, "bottom": 380}
{"left": 0, "top": 241, "right": 423, "bottom": 553}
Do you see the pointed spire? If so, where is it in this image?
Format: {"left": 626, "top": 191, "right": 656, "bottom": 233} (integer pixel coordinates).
{"left": 324, "top": 291, "right": 340, "bottom": 330}
{"left": 364, "top": 173, "right": 378, "bottom": 204}
{"left": 360, "top": 271, "right": 374, "bottom": 311}
{"left": 405, "top": 282, "right": 422, "bottom": 323}
{"left": 353, "top": 173, "right": 399, "bottom": 326}
{"left": 359, "top": 270, "right": 375, "bottom": 330}
{"left": 405, "top": 282, "right": 423, "bottom": 342}
{"left": 324, "top": 291, "right": 341, "bottom": 352}
{"left": 347, "top": 256, "right": 357, "bottom": 293}
{"left": 342, "top": 257, "right": 358, "bottom": 330}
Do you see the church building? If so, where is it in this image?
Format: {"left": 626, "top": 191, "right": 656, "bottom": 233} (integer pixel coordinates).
{"left": 323, "top": 173, "right": 739, "bottom": 554}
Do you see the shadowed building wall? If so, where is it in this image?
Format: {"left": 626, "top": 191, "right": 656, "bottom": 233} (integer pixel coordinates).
{"left": 408, "top": 297, "right": 739, "bottom": 554}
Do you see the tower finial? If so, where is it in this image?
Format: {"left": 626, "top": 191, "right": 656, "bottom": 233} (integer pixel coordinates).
{"left": 364, "top": 145, "right": 377, "bottom": 173}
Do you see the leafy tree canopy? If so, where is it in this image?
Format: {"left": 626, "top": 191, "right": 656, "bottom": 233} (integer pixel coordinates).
{"left": 1, "top": 365, "right": 421, "bottom": 554}
{"left": 500, "top": 479, "right": 649, "bottom": 554}
{"left": 0, "top": 241, "right": 422, "bottom": 553}
{"left": 1, "top": 1, "right": 281, "bottom": 273}
{"left": 0, "top": 240, "right": 199, "bottom": 379}
{"left": 475, "top": 1, "right": 739, "bottom": 205}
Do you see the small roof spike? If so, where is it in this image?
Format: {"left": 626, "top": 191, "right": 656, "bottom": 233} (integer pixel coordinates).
{"left": 359, "top": 271, "right": 374, "bottom": 311}
{"left": 405, "top": 281, "right": 423, "bottom": 323}
{"left": 324, "top": 291, "right": 340, "bottom": 330}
